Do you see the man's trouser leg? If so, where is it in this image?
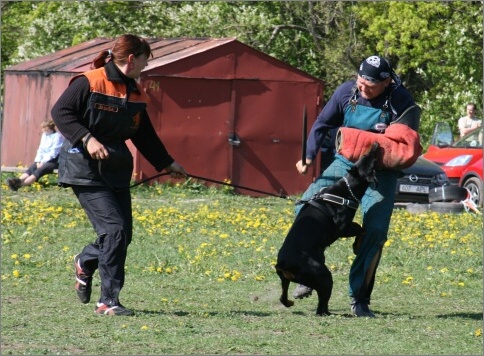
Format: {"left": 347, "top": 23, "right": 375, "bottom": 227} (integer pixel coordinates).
{"left": 295, "top": 156, "right": 351, "bottom": 215}
{"left": 348, "top": 170, "right": 398, "bottom": 303}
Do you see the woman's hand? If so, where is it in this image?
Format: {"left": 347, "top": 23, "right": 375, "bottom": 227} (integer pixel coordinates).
{"left": 165, "top": 162, "right": 187, "bottom": 179}
{"left": 85, "top": 136, "right": 109, "bottom": 160}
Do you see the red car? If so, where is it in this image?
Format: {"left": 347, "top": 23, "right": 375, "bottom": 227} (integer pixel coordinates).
{"left": 423, "top": 124, "right": 482, "bottom": 186}
{"left": 459, "top": 159, "right": 483, "bottom": 206}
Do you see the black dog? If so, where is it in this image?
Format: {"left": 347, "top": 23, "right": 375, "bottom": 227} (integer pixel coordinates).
{"left": 275, "top": 142, "right": 380, "bottom": 316}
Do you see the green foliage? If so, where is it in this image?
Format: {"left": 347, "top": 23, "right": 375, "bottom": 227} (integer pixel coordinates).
{"left": 355, "top": 1, "right": 483, "bottom": 144}
{"left": 1, "top": 1, "right": 482, "bottom": 144}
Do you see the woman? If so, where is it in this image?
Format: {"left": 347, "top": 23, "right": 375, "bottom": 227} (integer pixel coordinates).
{"left": 51, "top": 34, "right": 187, "bottom": 316}
{"left": 6, "top": 119, "right": 64, "bottom": 191}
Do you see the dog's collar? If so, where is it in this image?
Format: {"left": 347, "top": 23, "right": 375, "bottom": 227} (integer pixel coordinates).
{"left": 343, "top": 176, "right": 361, "bottom": 204}
{"left": 306, "top": 193, "right": 359, "bottom": 211}
{"left": 320, "top": 193, "right": 359, "bottom": 210}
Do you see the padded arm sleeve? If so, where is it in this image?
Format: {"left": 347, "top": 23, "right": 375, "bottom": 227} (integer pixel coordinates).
{"left": 335, "top": 123, "right": 423, "bottom": 170}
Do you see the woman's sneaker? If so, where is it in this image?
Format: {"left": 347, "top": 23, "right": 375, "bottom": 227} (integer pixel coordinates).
{"left": 95, "top": 302, "right": 135, "bottom": 316}
{"left": 74, "top": 255, "right": 92, "bottom": 304}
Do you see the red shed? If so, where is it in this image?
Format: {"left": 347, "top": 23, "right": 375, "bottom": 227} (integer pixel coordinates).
{"left": 2, "top": 37, "right": 324, "bottom": 196}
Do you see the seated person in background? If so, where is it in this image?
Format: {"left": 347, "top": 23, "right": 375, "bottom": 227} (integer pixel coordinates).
{"left": 6, "top": 119, "right": 65, "bottom": 191}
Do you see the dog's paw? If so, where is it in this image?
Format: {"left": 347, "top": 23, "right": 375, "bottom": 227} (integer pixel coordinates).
{"left": 280, "top": 297, "right": 294, "bottom": 308}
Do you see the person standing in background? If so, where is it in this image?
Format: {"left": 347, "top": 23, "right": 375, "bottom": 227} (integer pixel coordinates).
{"left": 458, "top": 103, "right": 481, "bottom": 137}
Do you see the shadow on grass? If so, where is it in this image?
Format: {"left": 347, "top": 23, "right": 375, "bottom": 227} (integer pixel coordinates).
{"left": 369, "top": 310, "right": 483, "bottom": 321}
{"left": 437, "top": 312, "right": 483, "bottom": 320}
{"left": 135, "top": 309, "right": 283, "bottom": 317}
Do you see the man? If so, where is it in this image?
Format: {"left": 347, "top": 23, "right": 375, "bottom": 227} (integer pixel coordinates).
{"left": 458, "top": 103, "right": 481, "bottom": 137}
{"left": 293, "top": 55, "right": 420, "bottom": 317}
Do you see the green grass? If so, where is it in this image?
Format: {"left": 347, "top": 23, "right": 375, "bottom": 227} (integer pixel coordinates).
{"left": 1, "top": 174, "right": 483, "bottom": 355}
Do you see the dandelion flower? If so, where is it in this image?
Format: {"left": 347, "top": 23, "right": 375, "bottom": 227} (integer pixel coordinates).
{"left": 13, "top": 270, "right": 20, "bottom": 278}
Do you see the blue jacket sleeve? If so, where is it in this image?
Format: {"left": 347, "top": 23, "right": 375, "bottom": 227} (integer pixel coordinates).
{"left": 305, "top": 81, "right": 354, "bottom": 160}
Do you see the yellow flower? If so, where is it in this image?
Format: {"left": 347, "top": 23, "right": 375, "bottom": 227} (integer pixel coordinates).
{"left": 23, "top": 254, "right": 31, "bottom": 259}
{"left": 13, "top": 270, "right": 20, "bottom": 278}
{"left": 141, "top": 325, "right": 148, "bottom": 330}
{"left": 475, "top": 328, "right": 482, "bottom": 337}
{"left": 11, "top": 254, "right": 18, "bottom": 259}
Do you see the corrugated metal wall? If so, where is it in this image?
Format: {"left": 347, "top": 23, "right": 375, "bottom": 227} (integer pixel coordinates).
{"left": 2, "top": 38, "right": 324, "bottom": 196}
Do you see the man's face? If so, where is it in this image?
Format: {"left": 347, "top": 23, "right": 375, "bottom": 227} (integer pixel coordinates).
{"left": 466, "top": 105, "right": 476, "bottom": 117}
{"left": 356, "top": 75, "right": 390, "bottom": 100}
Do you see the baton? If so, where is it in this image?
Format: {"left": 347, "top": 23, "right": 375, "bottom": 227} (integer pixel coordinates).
{"left": 302, "top": 105, "right": 307, "bottom": 166}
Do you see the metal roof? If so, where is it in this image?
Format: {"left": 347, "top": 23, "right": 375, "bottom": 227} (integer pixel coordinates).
{"left": 5, "top": 37, "right": 239, "bottom": 74}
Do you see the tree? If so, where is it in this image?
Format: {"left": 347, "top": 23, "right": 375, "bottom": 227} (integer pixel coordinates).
{"left": 354, "top": 1, "right": 483, "bottom": 143}
{"left": 2, "top": 1, "right": 482, "bottom": 144}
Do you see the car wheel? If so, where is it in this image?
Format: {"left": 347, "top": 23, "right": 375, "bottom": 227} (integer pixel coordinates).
{"left": 462, "top": 177, "right": 483, "bottom": 207}
{"left": 429, "top": 202, "right": 464, "bottom": 213}
{"left": 406, "top": 203, "right": 430, "bottom": 214}
{"left": 428, "top": 186, "right": 468, "bottom": 203}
